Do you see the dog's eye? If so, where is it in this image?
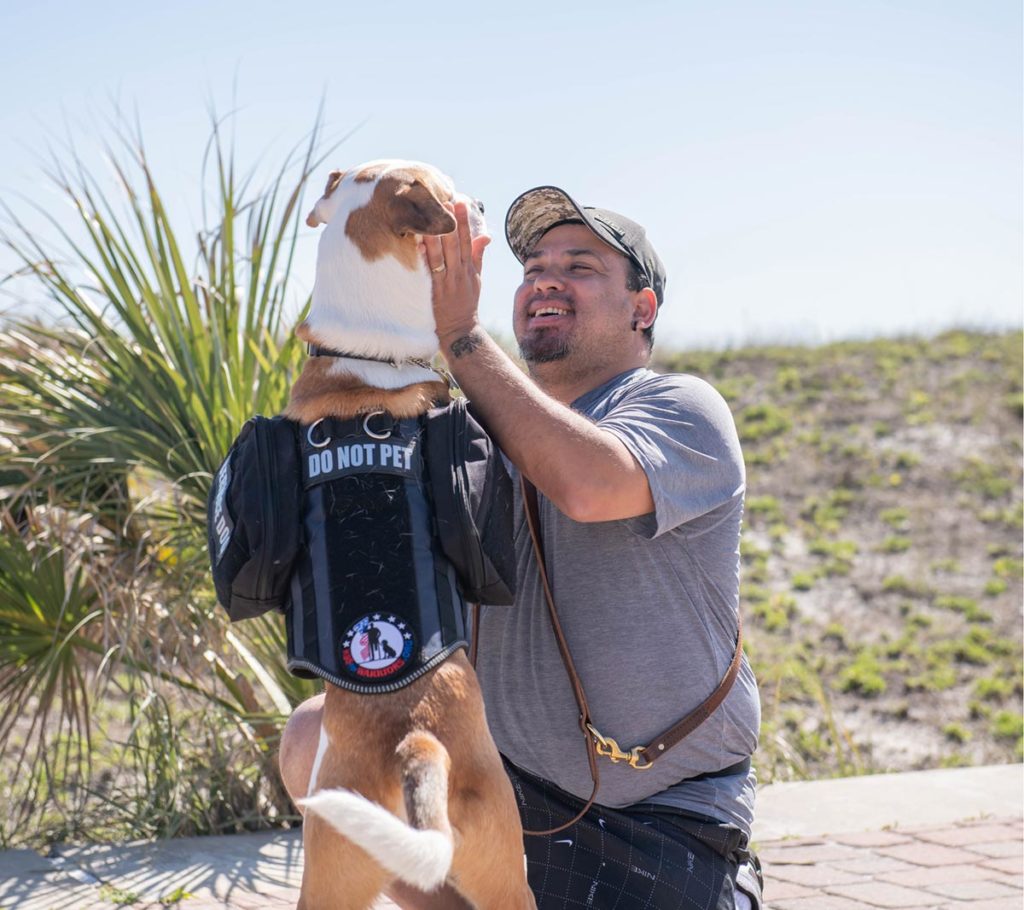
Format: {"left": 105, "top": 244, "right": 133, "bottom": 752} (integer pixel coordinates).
{"left": 475, "top": 199, "right": 485, "bottom": 214}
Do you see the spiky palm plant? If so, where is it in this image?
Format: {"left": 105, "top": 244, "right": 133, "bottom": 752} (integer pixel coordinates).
{"left": 0, "top": 113, "right": 335, "bottom": 843}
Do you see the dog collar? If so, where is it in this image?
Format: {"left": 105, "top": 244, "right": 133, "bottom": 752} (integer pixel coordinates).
{"left": 307, "top": 344, "right": 457, "bottom": 390}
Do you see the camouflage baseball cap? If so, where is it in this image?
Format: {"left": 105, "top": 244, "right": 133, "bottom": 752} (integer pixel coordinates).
{"left": 505, "top": 185, "right": 666, "bottom": 305}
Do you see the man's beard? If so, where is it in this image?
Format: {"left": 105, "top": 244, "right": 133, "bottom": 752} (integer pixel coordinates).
{"left": 518, "top": 293, "right": 576, "bottom": 364}
{"left": 518, "top": 332, "right": 571, "bottom": 364}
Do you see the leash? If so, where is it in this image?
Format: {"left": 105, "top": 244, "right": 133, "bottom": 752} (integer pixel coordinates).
{"left": 484, "top": 477, "right": 745, "bottom": 837}
{"left": 518, "top": 477, "right": 602, "bottom": 836}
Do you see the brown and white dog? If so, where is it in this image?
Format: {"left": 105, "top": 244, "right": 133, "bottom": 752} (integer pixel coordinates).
{"left": 283, "top": 160, "right": 535, "bottom": 910}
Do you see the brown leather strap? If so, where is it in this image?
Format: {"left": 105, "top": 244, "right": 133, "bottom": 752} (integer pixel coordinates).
{"left": 519, "top": 477, "right": 745, "bottom": 834}
{"left": 520, "top": 477, "right": 601, "bottom": 836}
{"left": 469, "top": 602, "right": 480, "bottom": 667}
{"left": 635, "top": 615, "right": 743, "bottom": 765}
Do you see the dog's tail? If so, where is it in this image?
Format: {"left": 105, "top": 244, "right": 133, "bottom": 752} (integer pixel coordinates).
{"left": 298, "top": 730, "right": 453, "bottom": 891}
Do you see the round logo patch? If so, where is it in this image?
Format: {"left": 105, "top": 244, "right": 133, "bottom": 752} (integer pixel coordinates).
{"left": 341, "top": 613, "right": 415, "bottom": 681}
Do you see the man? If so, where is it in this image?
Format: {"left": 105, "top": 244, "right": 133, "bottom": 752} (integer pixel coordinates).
{"left": 281, "top": 188, "right": 761, "bottom": 909}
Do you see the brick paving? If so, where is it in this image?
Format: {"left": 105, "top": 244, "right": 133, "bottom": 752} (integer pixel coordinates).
{"left": 0, "top": 784, "right": 1020, "bottom": 908}
{"left": 760, "top": 816, "right": 1023, "bottom": 910}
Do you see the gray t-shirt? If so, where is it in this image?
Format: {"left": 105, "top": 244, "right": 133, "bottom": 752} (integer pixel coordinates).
{"left": 476, "top": 368, "right": 760, "bottom": 835}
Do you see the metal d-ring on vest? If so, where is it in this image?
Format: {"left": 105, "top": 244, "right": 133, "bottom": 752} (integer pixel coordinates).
{"left": 306, "top": 410, "right": 393, "bottom": 448}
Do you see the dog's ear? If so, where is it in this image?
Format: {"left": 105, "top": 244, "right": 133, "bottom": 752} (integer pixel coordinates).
{"left": 386, "top": 177, "right": 456, "bottom": 237}
{"left": 323, "top": 169, "right": 346, "bottom": 197}
{"left": 305, "top": 170, "right": 347, "bottom": 228}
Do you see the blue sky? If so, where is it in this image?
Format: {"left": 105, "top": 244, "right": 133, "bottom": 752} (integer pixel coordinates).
{"left": 1, "top": 0, "right": 1020, "bottom": 350}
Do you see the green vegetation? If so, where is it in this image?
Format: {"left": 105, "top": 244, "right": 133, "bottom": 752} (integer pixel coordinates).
{"left": 735, "top": 402, "right": 792, "bottom": 443}
{"left": 662, "top": 327, "right": 1022, "bottom": 786}
{"left": 98, "top": 884, "right": 140, "bottom": 905}
{"left": 791, "top": 571, "right": 818, "bottom": 591}
{"left": 991, "top": 712, "right": 1024, "bottom": 745}
{"left": 942, "top": 723, "right": 971, "bottom": 744}
{"left": 839, "top": 650, "right": 887, "bottom": 697}
{"left": 0, "top": 114, "right": 329, "bottom": 848}
{"left": 880, "top": 507, "right": 910, "bottom": 528}
{"left": 0, "top": 111, "right": 1019, "bottom": 847}
{"left": 882, "top": 575, "right": 933, "bottom": 598}
{"left": 880, "top": 535, "right": 912, "bottom": 553}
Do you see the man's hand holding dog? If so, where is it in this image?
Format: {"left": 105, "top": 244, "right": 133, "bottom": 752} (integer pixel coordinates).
{"left": 423, "top": 201, "right": 489, "bottom": 354}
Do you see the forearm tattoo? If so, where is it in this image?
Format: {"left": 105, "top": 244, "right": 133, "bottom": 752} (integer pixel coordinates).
{"left": 449, "top": 330, "right": 484, "bottom": 360}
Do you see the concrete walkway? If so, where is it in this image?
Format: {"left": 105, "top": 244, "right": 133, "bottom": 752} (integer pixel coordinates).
{"left": 0, "top": 763, "right": 1020, "bottom": 909}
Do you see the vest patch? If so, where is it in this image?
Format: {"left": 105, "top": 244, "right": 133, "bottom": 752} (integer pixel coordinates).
{"left": 341, "top": 613, "right": 417, "bottom": 681}
{"left": 212, "top": 456, "right": 234, "bottom": 564}
{"left": 304, "top": 437, "right": 419, "bottom": 487}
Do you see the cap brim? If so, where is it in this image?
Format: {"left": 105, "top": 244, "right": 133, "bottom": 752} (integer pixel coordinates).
{"left": 505, "top": 186, "right": 591, "bottom": 263}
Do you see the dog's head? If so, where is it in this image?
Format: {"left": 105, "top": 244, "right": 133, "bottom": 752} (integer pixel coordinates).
{"left": 300, "top": 159, "right": 487, "bottom": 373}
{"left": 305, "top": 160, "right": 486, "bottom": 267}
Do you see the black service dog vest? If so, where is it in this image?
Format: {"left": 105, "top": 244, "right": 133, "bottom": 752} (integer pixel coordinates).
{"left": 285, "top": 414, "right": 468, "bottom": 694}
{"left": 207, "top": 400, "right": 516, "bottom": 695}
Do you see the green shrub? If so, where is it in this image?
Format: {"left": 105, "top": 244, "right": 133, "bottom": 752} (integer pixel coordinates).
{"left": 801, "top": 490, "right": 855, "bottom": 533}
{"left": 905, "top": 664, "right": 957, "bottom": 692}
{"left": 950, "top": 634, "right": 995, "bottom": 666}
{"left": 992, "top": 711, "right": 1024, "bottom": 742}
{"left": 736, "top": 403, "right": 792, "bottom": 444}
{"left": 942, "top": 723, "right": 971, "bottom": 744}
{"left": 775, "top": 366, "right": 802, "bottom": 392}
{"left": 751, "top": 592, "right": 797, "bottom": 632}
{"left": 955, "top": 457, "right": 1014, "bottom": 500}
{"left": 1006, "top": 391, "right": 1024, "bottom": 417}
{"left": 992, "top": 557, "right": 1024, "bottom": 579}
{"left": 930, "top": 557, "right": 960, "bottom": 573}
{"left": 791, "top": 571, "right": 818, "bottom": 591}
{"left": 823, "top": 623, "right": 848, "bottom": 648}
{"left": 746, "top": 496, "right": 784, "bottom": 524}
{"left": 808, "top": 538, "right": 858, "bottom": 559}
{"left": 880, "top": 536, "right": 912, "bottom": 553}
{"left": 891, "top": 451, "right": 920, "bottom": 470}
{"left": 978, "top": 506, "right": 1024, "bottom": 530}
{"left": 839, "top": 651, "right": 887, "bottom": 696}
{"left": 879, "top": 507, "right": 910, "bottom": 529}
{"left": 741, "top": 583, "right": 770, "bottom": 605}
{"left": 974, "top": 676, "right": 1015, "bottom": 701}
{"left": 882, "top": 575, "right": 932, "bottom": 598}
{"left": 746, "top": 440, "right": 789, "bottom": 466}
{"left": 934, "top": 595, "right": 992, "bottom": 624}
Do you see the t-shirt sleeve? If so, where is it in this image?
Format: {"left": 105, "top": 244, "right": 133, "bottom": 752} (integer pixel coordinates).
{"left": 596, "top": 375, "right": 745, "bottom": 539}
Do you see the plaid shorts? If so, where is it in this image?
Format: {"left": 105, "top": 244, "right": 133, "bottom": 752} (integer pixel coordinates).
{"left": 503, "top": 758, "right": 760, "bottom": 910}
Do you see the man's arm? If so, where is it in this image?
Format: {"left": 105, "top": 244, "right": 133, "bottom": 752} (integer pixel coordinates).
{"left": 423, "top": 204, "right": 654, "bottom": 523}
{"left": 443, "top": 326, "right": 653, "bottom": 523}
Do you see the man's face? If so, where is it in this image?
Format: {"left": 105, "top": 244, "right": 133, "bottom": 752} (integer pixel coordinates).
{"left": 513, "top": 222, "right": 637, "bottom": 366}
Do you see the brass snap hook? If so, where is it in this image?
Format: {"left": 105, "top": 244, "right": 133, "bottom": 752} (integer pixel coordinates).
{"left": 586, "top": 723, "right": 653, "bottom": 771}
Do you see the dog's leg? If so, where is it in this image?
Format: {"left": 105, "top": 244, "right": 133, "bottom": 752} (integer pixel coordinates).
{"left": 300, "top": 732, "right": 455, "bottom": 894}
{"left": 446, "top": 764, "right": 537, "bottom": 910}
{"left": 279, "top": 693, "right": 326, "bottom": 806}
{"left": 297, "top": 813, "right": 393, "bottom": 910}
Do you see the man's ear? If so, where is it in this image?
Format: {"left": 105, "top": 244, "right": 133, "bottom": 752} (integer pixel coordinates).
{"left": 385, "top": 175, "right": 457, "bottom": 237}
{"left": 632, "top": 287, "right": 659, "bottom": 331}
